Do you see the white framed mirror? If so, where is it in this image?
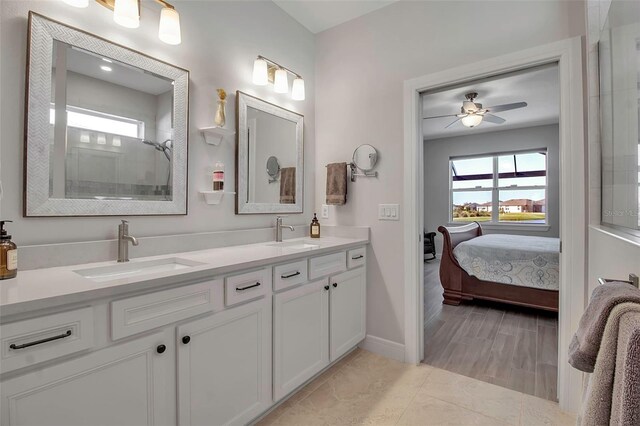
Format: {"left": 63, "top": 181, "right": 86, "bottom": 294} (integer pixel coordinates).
{"left": 24, "top": 13, "right": 189, "bottom": 217}
{"left": 236, "top": 91, "right": 304, "bottom": 214}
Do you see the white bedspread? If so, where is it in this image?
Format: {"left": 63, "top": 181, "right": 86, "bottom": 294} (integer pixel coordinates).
{"left": 453, "top": 234, "right": 560, "bottom": 290}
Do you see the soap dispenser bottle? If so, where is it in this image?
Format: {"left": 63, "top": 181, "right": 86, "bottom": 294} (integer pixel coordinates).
{"left": 310, "top": 213, "right": 321, "bottom": 239}
{"left": 0, "top": 220, "right": 17, "bottom": 280}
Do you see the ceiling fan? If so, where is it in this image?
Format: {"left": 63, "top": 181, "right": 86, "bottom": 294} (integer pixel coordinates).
{"left": 423, "top": 92, "right": 528, "bottom": 129}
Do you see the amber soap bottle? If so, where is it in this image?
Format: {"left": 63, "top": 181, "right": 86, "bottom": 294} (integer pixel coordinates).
{"left": 0, "top": 220, "right": 17, "bottom": 280}
{"left": 310, "top": 213, "right": 321, "bottom": 239}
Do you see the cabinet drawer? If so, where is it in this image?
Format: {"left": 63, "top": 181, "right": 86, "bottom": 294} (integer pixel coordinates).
{"left": 111, "top": 280, "right": 220, "bottom": 340}
{"left": 309, "top": 251, "right": 346, "bottom": 280}
{"left": 273, "top": 260, "right": 308, "bottom": 291}
{"left": 347, "top": 247, "right": 366, "bottom": 269}
{"left": 225, "top": 268, "right": 271, "bottom": 307}
{"left": 1, "top": 307, "right": 94, "bottom": 374}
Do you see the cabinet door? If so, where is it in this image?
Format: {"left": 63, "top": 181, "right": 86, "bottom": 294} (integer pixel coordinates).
{"left": 329, "top": 267, "right": 366, "bottom": 361}
{"left": 273, "top": 279, "right": 329, "bottom": 401}
{"left": 1, "top": 332, "right": 174, "bottom": 426}
{"left": 177, "top": 298, "right": 271, "bottom": 426}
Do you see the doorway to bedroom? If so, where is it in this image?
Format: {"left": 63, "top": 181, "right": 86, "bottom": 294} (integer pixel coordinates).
{"left": 421, "top": 63, "right": 561, "bottom": 401}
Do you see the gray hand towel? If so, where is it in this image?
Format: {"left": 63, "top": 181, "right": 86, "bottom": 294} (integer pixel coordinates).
{"left": 580, "top": 303, "right": 640, "bottom": 425}
{"left": 326, "top": 162, "right": 347, "bottom": 205}
{"left": 279, "top": 167, "right": 296, "bottom": 204}
{"left": 569, "top": 281, "right": 640, "bottom": 372}
{"left": 617, "top": 328, "right": 640, "bottom": 425}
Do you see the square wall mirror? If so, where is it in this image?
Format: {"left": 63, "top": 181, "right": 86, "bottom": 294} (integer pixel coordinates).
{"left": 24, "top": 13, "right": 189, "bottom": 216}
{"left": 236, "top": 91, "right": 304, "bottom": 214}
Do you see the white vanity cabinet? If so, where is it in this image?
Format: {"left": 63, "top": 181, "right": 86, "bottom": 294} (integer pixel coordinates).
{"left": 176, "top": 298, "right": 272, "bottom": 426}
{"left": 329, "top": 268, "right": 366, "bottom": 361}
{"left": 273, "top": 279, "right": 330, "bottom": 401}
{"left": 1, "top": 331, "right": 175, "bottom": 426}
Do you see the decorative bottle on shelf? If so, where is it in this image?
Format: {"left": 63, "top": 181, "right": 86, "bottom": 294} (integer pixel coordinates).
{"left": 310, "top": 213, "right": 321, "bottom": 239}
{"left": 0, "top": 220, "right": 17, "bottom": 280}
{"left": 214, "top": 89, "right": 227, "bottom": 128}
{"left": 213, "top": 161, "right": 224, "bottom": 191}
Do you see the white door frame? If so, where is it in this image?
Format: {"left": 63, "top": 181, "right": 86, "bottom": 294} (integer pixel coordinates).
{"left": 402, "top": 37, "right": 586, "bottom": 413}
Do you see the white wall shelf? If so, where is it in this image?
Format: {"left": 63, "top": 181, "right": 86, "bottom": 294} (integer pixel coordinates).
{"left": 199, "top": 190, "right": 235, "bottom": 205}
{"left": 200, "top": 127, "right": 235, "bottom": 146}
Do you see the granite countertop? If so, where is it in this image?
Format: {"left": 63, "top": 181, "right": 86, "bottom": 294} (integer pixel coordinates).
{"left": 0, "top": 236, "right": 368, "bottom": 318}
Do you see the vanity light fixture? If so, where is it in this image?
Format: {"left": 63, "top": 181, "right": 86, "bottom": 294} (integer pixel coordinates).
{"left": 64, "top": 0, "right": 182, "bottom": 45}
{"left": 252, "top": 55, "right": 305, "bottom": 101}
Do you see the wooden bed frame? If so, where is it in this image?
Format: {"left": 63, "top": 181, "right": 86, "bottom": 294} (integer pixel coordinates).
{"left": 437, "top": 222, "right": 559, "bottom": 312}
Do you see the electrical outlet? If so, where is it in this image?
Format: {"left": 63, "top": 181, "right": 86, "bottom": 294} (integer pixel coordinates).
{"left": 321, "top": 204, "right": 329, "bottom": 219}
{"left": 378, "top": 204, "right": 399, "bottom": 221}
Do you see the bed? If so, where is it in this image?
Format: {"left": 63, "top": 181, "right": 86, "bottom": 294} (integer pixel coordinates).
{"left": 437, "top": 222, "right": 559, "bottom": 312}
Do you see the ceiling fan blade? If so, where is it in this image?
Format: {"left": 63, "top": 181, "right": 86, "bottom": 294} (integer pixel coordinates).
{"left": 486, "top": 102, "right": 527, "bottom": 113}
{"left": 445, "top": 117, "right": 462, "bottom": 128}
{"left": 482, "top": 113, "right": 506, "bottom": 124}
{"left": 423, "top": 113, "right": 459, "bottom": 120}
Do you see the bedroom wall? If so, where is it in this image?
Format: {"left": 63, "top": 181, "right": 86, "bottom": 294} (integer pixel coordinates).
{"left": 0, "top": 0, "right": 315, "bottom": 245}
{"left": 424, "top": 124, "right": 560, "bottom": 252}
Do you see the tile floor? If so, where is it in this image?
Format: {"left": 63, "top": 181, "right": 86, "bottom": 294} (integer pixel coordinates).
{"left": 257, "top": 348, "right": 575, "bottom": 426}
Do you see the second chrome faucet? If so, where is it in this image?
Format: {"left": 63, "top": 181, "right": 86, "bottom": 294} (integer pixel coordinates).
{"left": 118, "top": 220, "right": 139, "bottom": 262}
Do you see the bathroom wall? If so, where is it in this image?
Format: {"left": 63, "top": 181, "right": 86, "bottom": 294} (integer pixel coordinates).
{"left": 424, "top": 124, "right": 561, "bottom": 250}
{"left": 585, "top": 0, "right": 640, "bottom": 297}
{"left": 315, "top": 0, "right": 585, "bottom": 347}
{"left": 0, "top": 0, "right": 315, "bottom": 245}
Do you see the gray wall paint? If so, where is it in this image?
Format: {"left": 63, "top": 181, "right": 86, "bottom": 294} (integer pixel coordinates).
{"left": 315, "top": 0, "right": 584, "bottom": 345}
{"left": 0, "top": 0, "right": 315, "bottom": 245}
{"left": 424, "top": 124, "right": 560, "bottom": 252}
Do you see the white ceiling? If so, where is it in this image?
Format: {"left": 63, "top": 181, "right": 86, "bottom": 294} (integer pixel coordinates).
{"left": 272, "top": 0, "right": 398, "bottom": 33}
{"left": 423, "top": 64, "right": 560, "bottom": 140}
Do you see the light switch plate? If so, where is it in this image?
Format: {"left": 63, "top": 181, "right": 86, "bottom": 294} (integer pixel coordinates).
{"left": 378, "top": 204, "right": 399, "bottom": 221}
{"left": 321, "top": 204, "right": 329, "bottom": 219}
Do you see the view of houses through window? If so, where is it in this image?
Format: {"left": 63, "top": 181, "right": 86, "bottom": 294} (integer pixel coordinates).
{"left": 450, "top": 150, "right": 547, "bottom": 224}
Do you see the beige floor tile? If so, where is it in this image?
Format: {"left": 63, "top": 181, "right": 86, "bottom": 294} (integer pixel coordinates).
{"left": 421, "top": 368, "right": 523, "bottom": 425}
{"left": 521, "top": 394, "right": 576, "bottom": 426}
{"left": 398, "top": 393, "right": 509, "bottom": 426}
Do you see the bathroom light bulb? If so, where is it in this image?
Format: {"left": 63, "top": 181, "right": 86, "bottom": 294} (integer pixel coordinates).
{"left": 113, "top": 0, "right": 139, "bottom": 29}
{"left": 158, "top": 7, "right": 181, "bottom": 45}
{"left": 112, "top": 136, "right": 121, "bottom": 147}
{"left": 63, "top": 0, "right": 89, "bottom": 8}
{"left": 97, "top": 134, "right": 106, "bottom": 145}
{"left": 461, "top": 114, "right": 483, "bottom": 128}
{"left": 291, "top": 78, "right": 305, "bottom": 101}
{"left": 274, "top": 69, "right": 288, "bottom": 93}
{"left": 80, "top": 131, "right": 90, "bottom": 143}
{"left": 252, "top": 58, "right": 268, "bottom": 86}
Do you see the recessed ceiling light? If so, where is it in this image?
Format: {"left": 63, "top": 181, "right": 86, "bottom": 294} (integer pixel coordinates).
{"left": 102, "top": 58, "right": 113, "bottom": 63}
{"left": 100, "top": 65, "right": 112, "bottom": 72}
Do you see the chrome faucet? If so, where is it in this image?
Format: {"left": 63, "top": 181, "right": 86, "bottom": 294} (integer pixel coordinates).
{"left": 275, "top": 216, "right": 295, "bottom": 242}
{"left": 117, "top": 220, "right": 139, "bottom": 262}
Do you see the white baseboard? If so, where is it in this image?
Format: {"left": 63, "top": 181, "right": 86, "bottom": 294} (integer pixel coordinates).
{"left": 359, "top": 334, "right": 405, "bottom": 362}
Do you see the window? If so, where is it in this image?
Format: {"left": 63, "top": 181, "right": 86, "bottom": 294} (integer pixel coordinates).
{"left": 450, "top": 150, "right": 548, "bottom": 225}
{"left": 49, "top": 105, "right": 144, "bottom": 139}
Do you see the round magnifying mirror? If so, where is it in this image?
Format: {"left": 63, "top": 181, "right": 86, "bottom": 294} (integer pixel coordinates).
{"left": 266, "top": 156, "right": 280, "bottom": 179}
{"left": 352, "top": 144, "right": 378, "bottom": 172}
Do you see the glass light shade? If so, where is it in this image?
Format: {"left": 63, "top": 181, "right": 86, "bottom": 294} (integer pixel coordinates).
{"left": 291, "top": 78, "right": 305, "bottom": 101}
{"left": 112, "top": 136, "right": 121, "bottom": 147}
{"left": 252, "top": 58, "right": 268, "bottom": 85}
{"left": 273, "top": 69, "right": 288, "bottom": 93}
{"left": 63, "top": 0, "right": 89, "bottom": 8}
{"left": 158, "top": 7, "right": 181, "bottom": 45}
{"left": 461, "top": 114, "right": 483, "bottom": 128}
{"left": 97, "top": 134, "right": 107, "bottom": 145}
{"left": 113, "top": 0, "right": 140, "bottom": 29}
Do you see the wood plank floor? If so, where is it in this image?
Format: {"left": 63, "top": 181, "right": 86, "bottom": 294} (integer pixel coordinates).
{"left": 422, "top": 258, "right": 559, "bottom": 401}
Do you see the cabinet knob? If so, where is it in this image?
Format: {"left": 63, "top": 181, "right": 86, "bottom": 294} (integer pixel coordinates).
{"left": 182, "top": 335, "right": 191, "bottom": 345}
{"left": 156, "top": 344, "right": 167, "bottom": 354}
{"left": 324, "top": 285, "right": 330, "bottom": 291}
{"left": 332, "top": 283, "right": 338, "bottom": 288}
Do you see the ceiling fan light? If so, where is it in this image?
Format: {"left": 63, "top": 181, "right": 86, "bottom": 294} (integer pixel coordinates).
{"left": 461, "top": 114, "right": 483, "bottom": 128}
{"left": 113, "top": 0, "right": 140, "bottom": 28}
{"left": 252, "top": 58, "right": 269, "bottom": 85}
{"left": 158, "top": 7, "right": 181, "bottom": 45}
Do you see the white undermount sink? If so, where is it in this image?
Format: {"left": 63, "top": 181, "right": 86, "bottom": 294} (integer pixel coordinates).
{"left": 74, "top": 257, "right": 205, "bottom": 283}
{"left": 267, "top": 240, "right": 321, "bottom": 250}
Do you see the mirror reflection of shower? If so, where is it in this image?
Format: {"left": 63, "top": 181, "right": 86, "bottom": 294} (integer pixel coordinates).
{"left": 142, "top": 138, "right": 173, "bottom": 200}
